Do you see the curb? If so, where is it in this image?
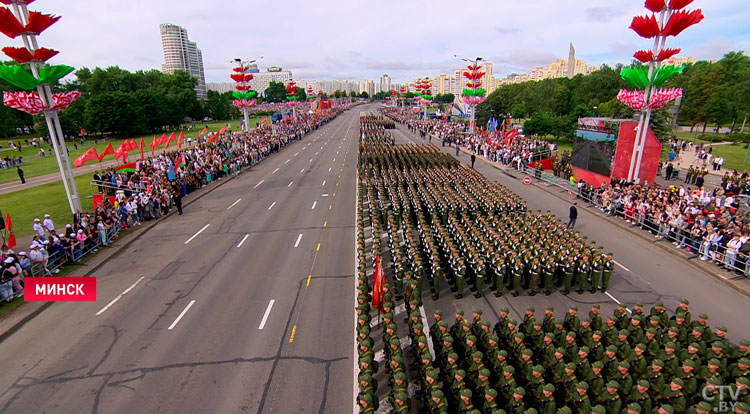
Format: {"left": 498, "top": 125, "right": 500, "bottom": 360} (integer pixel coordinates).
{"left": 467, "top": 151, "right": 750, "bottom": 299}
{"left": 0, "top": 160, "right": 245, "bottom": 343}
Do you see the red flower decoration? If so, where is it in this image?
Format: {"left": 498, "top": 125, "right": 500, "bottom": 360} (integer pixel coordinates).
{"left": 0, "top": 7, "right": 24, "bottom": 38}
{"left": 633, "top": 50, "right": 655, "bottom": 63}
{"left": 3, "top": 90, "right": 44, "bottom": 114}
{"left": 235, "top": 84, "right": 251, "bottom": 91}
{"left": 0, "top": 1, "right": 35, "bottom": 4}
{"left": 629, "top": 14, "right": 660, "bottom": 38}
{"left": 2, "top": 46, "right": 57, "bottom": 63}
{"left": 467, "top": 64, "right": 481, "bottom": 71}
{"left": 232, "top": 66, "right": 245, "bottom": 72}
{"left": 645, "top": 0, "right": 666, "bottom": 13}
{"left": 49, "top": 91, "right": 80, "bottom": 111}
{"left": 661, "top": 9, "right": 704, "bottom": 37}
{"left": 656, "top": 48, "right": 681, "bottom": 61}
{"left": 24, "top": 11, "right": 59, "bottom": 35}
{"left": 617, "top": 89, "right": 646, "bottom": 111}
{"left": 230, "top": 73, "right": 244, "bottom": 82}
{"left": 669, "top": 0, "right": 694, "bottom": 10}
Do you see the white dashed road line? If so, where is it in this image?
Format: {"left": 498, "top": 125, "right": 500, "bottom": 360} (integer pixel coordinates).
{"left": 258, "top": 299, "right": 275, "bottom": 330}
{"left": 253, "top": 180, "right": 264, "bottom": 189}
{"left": 268, "top": 202, "right": 276, "bottom": 210}
{"left": 311, "top": 201, "right": 317, "bottom": 210}
{"left": 227, "top": 198, "right": 241, "bottom": 210}
{"left": 168, "top": 300, "right": 196, "bottom": 330}
{"left": 185, "top": 224, "right": 210, "bottom": 244}
{"left": 294, "top": 233, "right": 303, "bottom": 247}
{"left": 237, "top": 234, "right": 249, "bottom": 248}
{"left": 95, "top": 276, "right": 145, "bottom": 316}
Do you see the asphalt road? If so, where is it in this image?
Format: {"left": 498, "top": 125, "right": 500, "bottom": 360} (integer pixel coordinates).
{"left": 390, "top": 123, "right": 750, "bottom": 344}
{"left": 0, "top": 109, "right": 361, "bottom": 413}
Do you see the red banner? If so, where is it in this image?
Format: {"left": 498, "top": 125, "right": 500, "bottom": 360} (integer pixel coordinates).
{"left": 25, "top": 277, "right": 97, "bottom": 301}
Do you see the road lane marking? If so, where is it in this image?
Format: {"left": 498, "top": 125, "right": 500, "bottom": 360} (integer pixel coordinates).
{"left": 317, "top": 242, "right": 321, "bottom": 251}
{"left": 322, "top": 180, "right": 326, "bottom": 186}
{"left": 294, "top": 233, "right": 303, "bottom": 247}
{"left": 285, "top": 159, "right": 290, "bottom": 164}
{"left": 333, "top": 192, "right": 336, "bottom": 197}
{"left": 605, "top": 292, "right": 633, "bottom": 314}
{"left": 614, "top": 260, "right": 630, "bottom": 272}
{"left": 295, "top": 152, "right": 299, "bottom": 156}
{"left": 322, "top": 193, "right": 329, "bottom": 197}
{"left": 185, "top": 224, "right": 210, "bottom": 244}
{"left": 268, "top": 202, "right": 276, "bottom": 210}
{"left": 272, "top": 167, "right": 279, "bottom": 174}
{"left": 258, "top": 299, "right": 276, "bottom": 330}
{"left": 300, "top": 169, "right": 304, "bottom": 173}
{"left": 253, "top": 180, "right": 264, "bottom": 189}
{"left": 307, "top": 274, "right": 312, "bottom": 286}
{"left": 328, "top": 167, "right": 332, "bottom": 172}
{"left": 289, "top": 325, "right": 297, "bottom": 342}
{"left": 227, "top": 198, "right": 242, "bottom": 210}
{"left": 237, "top": 234, "right": 249, "bottom": 248}
{"left": 168, "top": 300, "right": 196, "bottom": 330}
{"left": 288, "top": 181, "right": 294, "bottom": 187}
{"left": 329, "top": 204, "right": 332, "bottom": 210}
{"left": 323, "top": 220, "right": 327, "bottom": 227}
{"left": 333, "top": 158, "right": 336, "bottom": 162}
{"left": 95, "top": 276, "right": 144, "bottom": 316}
{"left": 311, "top": 201, "right": 317, "bottom": 210}
{"left": 336, "top": 182, "right": 339, "bottom": 187}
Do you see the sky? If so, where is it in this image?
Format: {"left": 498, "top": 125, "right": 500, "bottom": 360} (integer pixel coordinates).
{"left": 17, "top": 0, "right": 750, "bottom": 85}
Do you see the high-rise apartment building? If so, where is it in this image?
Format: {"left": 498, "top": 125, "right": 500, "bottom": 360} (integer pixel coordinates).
{"left": 379, "top": 74, "right": 392, "bottom": 94}
{"left": 160, "top": 23, "right": 207, "bottom": 99}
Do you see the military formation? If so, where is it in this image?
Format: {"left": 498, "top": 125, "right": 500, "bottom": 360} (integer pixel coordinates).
{"left": 354, "top": 117, "right": 750, "bottom": 413}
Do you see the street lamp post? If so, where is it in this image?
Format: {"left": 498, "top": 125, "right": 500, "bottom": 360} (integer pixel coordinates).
{"left": 455, "top": 55, "right": 485, "bottom": 133}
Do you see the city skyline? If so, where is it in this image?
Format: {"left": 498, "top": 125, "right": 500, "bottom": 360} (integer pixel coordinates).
{"left": 23, "top": 0, "right": 747, "bottom": 85}
{"left": 159, "top": 22, "right": 207, "bottom": 99}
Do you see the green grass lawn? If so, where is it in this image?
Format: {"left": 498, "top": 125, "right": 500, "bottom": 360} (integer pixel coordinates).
{"left": 4, "top": 173, "right": 95, "bottom": 239}
{"left": 704, "top": 143, "right": 750, "bottom": 172}
{"left": 0, "top": 117, "right": 267, "bottom": 185}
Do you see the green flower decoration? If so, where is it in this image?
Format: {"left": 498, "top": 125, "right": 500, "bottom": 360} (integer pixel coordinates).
{"left": 0, "top": 64, "right": 73, "bottom": 90}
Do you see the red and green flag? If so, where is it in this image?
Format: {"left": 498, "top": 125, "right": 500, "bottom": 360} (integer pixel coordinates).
{"left": 115, "top": 162, "right": 137, "bottom": 173}
{"left": 174, "top": 154, "right": 184, "bottom": 174}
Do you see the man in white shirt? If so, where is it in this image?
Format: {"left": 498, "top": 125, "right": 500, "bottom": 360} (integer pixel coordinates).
{"left": 42, "top": 214, "right": 55, "bottom": 236}
{"left": 32, "top": 218, "right": 45, "bottom": 241}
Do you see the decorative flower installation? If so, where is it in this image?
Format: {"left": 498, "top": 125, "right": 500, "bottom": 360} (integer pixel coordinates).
{"left": 462, "top": 64, "right": 486, "bottom": 106}
{"left": 286, "top": 80, "right": 299, "bottom": 107}
{"left": 230, "top": 63, "right": 256, "bottom": 110}
{"left": 617, "top": 0, "right": 702, "bottom": 112}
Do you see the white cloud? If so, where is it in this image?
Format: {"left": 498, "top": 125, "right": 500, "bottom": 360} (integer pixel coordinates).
{"left": 11, "top": 0, "right": 747, "bottom": 84}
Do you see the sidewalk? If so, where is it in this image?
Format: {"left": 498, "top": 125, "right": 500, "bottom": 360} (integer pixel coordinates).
{"left": 456, "top": 144, "right": 750, "bottom": 299}
{"left": 0, "top": 163, "right": 240, "bottom": 342}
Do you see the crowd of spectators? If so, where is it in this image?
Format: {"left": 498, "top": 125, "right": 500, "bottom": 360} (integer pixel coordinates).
{"left": 0, "top": 106, "right": 355, "bottom": 306}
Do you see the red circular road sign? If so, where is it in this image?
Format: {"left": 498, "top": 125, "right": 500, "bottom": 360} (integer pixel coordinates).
{"left": 523, "top": 176, "right": 531, "bottom": 185}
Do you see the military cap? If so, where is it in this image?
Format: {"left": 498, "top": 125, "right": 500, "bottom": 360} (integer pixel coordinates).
{"left": 479, "top": 368, "right": 491, "bottom": 377}
{"left": 437, "top": 320, "right": 448, "bottom": 328}
{"left": 514, "top": 387, "right": 525, "bottom": 396}
{"left": 503, "top": 365, "right": 515, "bottom": 373}
{"left": 447, "top": 352, "right": 459, "bottom": 361}
{"left": 741, "top": 339, "right": 750, "bottom": 346}
{"left": 740, "top": 357, "right": 750, "bottom": 366}
{"left": 569, "top": 305, "right": 578, "bottom": 311}
{"left": 455, "top": 369, "right": 466, "bottom": 378}
{"left": 619, "top": 361, "right": 631, "bottom": 369}
{"left": 682, "top": 359, "right": 696, "bottom": 368}
{"left": 473, "top": 309, "right": 483, "bottom": 315}
{"left": 619, "top": 329, "right": 630, "bottom": 336}
{"left": 606, "top": 380, "right": 620, "bottom": 389}
{"left": 593, "top": 330, "right": 603, "bottom": 336}
{"left": 514, "top": 332, "right": 525, "bottom": 339}
{"left": 577, "top": 382, "right": 588, "bottom": 390}
{"left": 606, "top": 345, "right": 618, "bottom": 352}
{"left": 498, "top": 349, "right": 508, "bottom": 357}
{"left": 708, "top": 358, "right": 721, "bottom": 366}
{"left": 695, "top": 401, "right": 712, "bottom": 411}
{"left": 359, "top": 393, "right": 373, "bottom": 403}
{"left": 434, "top": 309, "right": 443, "bottom": 316}
{"left": 698, "top": 313, "right": 708, "bottom": 320}
{"left": 533, "top": 365, "right": 545, "bottom": 373}
{"left": 634, "top": 301, "right": 644, "bottom": 307}
{"left": 712, "top": 341, "right": 725, "bottom": 349}
{"left": 431, "top": 389, "right": 444, "bottom": 398}
{"left": 456, "top": 310, "right": 465, "bottom": 316}
{"left": 652, "top": 359, "right": 664, "bottom": 367}
{"left": 592, "top": 406, "right": 606, "bottom": 414}
{"left": 472, "top": 351, "right": 483, "bottom": 359}
{"left": 466, "top": 334, "right": 477, "bottom": 344}
{"left": 718, "top": 326, "right": 728, "bottom": 333}
{"left": 565, "top": 362, "right": 576, "bottom": 370}
{"left": 635, "top": 343, "right": 646, "bottom": 351}
{"left": 393, "top": 371, "right": 406, "bottom": 381}
{"left": 460, "top": 388, "right": 472, "bottom": 397}
{"left": 566, "top": 332, "right": 576, "bottom": 339}
{"left": 665, "top": 342, "right": 677, "bottom": 349}
{"left": 659, "top": 405, "right": 674, "bottom": 414}
{"left": 738, "top": 377, "right": 750, "bottom": 386}
{"left": 707, "top": 375, "right": 722, "bottom": 385}
{"left": 500, "top": 307, "right": 509, "bottom": 313}
{"left": 680, "top": 298, "right": 690, "bottom": 305}
{"left": 579, "top": 346, "right": 590, "bottom": 353}
{"left": 543, "top": 383, "right": 555, "bottom": 392}
{"left": 545, "top": 305, "right": 555, "bottom": 311}
{"left": 617, "top": 303, "right": 626, "bottom": 309}
{"left": 557, "top": 407, "right": 572, "bottom": 414}
{"left": 736, "top": 402, "right": 750, "bottom": 413}
{"left": 654, "top": 301, "right": 664, "bottom": 307}
{"left": 675, "top": 312, "right": 686, "bottom": 319}
{"left": 627, "top": 402, "right": 642, "bottom": 412}
{"left": 592, "top": 361, "right": 603, "bottom": 369}
{"left": 522, "top": 349, "right": 533, "bottom": 356}
{"left": 692, "top": 326, "right": 704, "bottom": 333}
{"left": 525, "top": 409, "right": 537, "bottom": 414}
{"left": 671, "top": 378, "right": 684, "bottom": 387}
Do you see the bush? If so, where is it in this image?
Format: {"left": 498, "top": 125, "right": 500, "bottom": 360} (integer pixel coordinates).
{"left": 726, "top": 133, "right": 750, "bottom": 143}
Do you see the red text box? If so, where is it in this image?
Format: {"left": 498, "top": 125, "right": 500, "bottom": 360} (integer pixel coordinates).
{"left": 25, "top": 277, "right": 97, "bottom": 302}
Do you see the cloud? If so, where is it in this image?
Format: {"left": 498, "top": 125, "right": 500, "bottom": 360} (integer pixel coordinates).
{"left": 495, "top": 27, "right": 520, "bottom": 35}
{"left": 585, "top": 7, "right": 625, "bottom": 22}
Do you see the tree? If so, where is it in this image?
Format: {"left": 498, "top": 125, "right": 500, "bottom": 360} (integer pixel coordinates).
{"left": 295, "top": 87, "right": 307, "bottom": 101}
{"left": 359, "top": 91, "right": 369, "bottom": 99}
{"left": 264, "top": 81, "right": 287, "bottom": 102}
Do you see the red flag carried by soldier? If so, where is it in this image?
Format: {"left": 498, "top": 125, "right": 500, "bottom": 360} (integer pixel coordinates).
{"left": 371, "top": 255, "right": 385, "bottom": 312}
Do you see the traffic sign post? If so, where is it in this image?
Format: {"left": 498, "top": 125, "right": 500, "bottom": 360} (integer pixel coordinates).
{"left": 523, "top": 176, "right": 532, "bottom": 185}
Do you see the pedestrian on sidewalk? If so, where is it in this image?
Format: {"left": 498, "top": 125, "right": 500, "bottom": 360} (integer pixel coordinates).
{"left": 455, "top": 144, "right": 459, "bottom": 157}
{"left": 568, "top": 203, "right": 578, "bottom": 229}
{"left": 174, "top": 190, "right": 183, "bottom": 215}
{"left": 17, "top": 166, "right": 24, "bottom": 184}
{"left": 471, "top": 154, "right": 476, "bottom": 169}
